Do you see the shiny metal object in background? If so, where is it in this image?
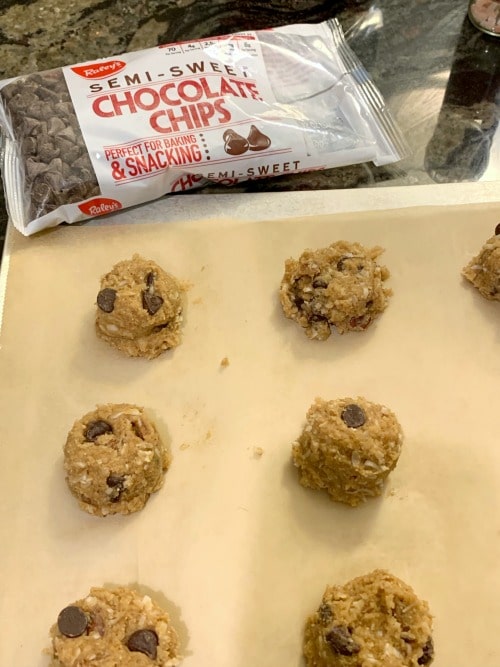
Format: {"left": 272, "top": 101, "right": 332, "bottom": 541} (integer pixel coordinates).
{"left": 468, "top": 0, "right": 500, "bottom": 37}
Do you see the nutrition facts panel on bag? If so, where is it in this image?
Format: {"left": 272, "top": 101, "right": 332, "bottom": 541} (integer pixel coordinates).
{"left": 160, "top": 34, "right": 260, "bottom": 58}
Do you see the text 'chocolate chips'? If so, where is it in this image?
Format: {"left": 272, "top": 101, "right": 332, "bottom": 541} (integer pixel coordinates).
{"left": 325, "top": 625, "right": 360, "bottom": 656}
{"left": 57, "top": 605, "right": 88, "bottom": 638}
{"left": 97, "top": 288, "right": 117, "bottom": 313}
{"left": 341, "top": 404, "right": 366, "bottom": 428}
{"left": 85, "top": 419, "right": 113, "bottom": 442}
{"left": 126, "top": 629, "right": 159, "bottom": 660}
{"left": 142, "top": 291, "right": 164, "bottom": 316}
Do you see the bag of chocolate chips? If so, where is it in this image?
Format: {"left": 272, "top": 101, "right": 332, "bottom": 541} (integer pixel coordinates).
{"left": 0, "top": 19, "right": 407, "bottom": 236}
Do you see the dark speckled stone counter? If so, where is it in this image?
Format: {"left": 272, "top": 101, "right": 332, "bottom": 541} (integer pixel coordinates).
{"left": 0, "top": 0, "right": 499, "bottom": 253}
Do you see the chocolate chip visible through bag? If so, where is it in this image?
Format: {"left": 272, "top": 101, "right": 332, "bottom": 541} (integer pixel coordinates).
{"left": 57, "top": 606, "right": 88, "bottom": 638}
{"left": 325, "top": 625, "right": 360, "bottom": 656}
{"left": 341, "top": 403, "right": 366, "bottom": 428}
{"left": 0, "top": 68, "right": 100, "bottom": 223}
{"left": 126, "top": 629, "right": 159, "bottom": 659}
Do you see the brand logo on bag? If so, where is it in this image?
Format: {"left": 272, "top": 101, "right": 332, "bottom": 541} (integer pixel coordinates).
{"left": 78, "top": 198, "right": 123, "bottom": 217}
{"left": 71, "top": 60, "right": 126, "bottom": 79}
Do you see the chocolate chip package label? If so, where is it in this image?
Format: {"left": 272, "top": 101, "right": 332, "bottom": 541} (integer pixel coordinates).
{"left": 0, "top": 19, "right": 408, "bottom": 236}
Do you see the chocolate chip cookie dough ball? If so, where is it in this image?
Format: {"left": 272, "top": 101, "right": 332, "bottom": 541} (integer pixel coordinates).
{"left": 64, "top": 403, "right": 170, "bottom": 517}
{"left": 303, "top": 570, "right": 434, "bottom": 667}
{"left": 279, "top": 241, "right": 392, "bottom": 340}
{"left": 50, "top": 586, "right": 182, "bottom": 666}
{"left": 292, "top": 397, "right": 403, "bottom": 506}
{"left": 95, "top": 254, "right": 184, "bottom": 359}
{"left": 462, "top": 224, "right": 500, "bottom": 301}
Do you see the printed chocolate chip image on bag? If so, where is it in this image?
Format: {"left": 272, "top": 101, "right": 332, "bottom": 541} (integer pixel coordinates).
{"left": 0, "top": 19, "right": 408, "bottom": 236}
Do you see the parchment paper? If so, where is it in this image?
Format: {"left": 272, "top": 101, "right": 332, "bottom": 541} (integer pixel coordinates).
{"left": 0, "top": 198, "right": 499, "bottom": 666}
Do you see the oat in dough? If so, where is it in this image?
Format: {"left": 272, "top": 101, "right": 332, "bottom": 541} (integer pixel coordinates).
{"left": 280, "top": 241, "right": 392, "bottom": 340}
{"left": 292, "top": 397, "right": 403, "bottom": 506}
{"left": 49, "top": 586, "right": 181, "bottom": 666}
{"left": 462, "top": 225, "right": 500, "bottom": 301}
{"left": 95, "top": 254, "right": 184, "bottom": 359}
{"left": 303, "top": 569, "right": 434, "bottom": 667}
{"left": 64, "top": 403, "right": 170, "bottom": 516}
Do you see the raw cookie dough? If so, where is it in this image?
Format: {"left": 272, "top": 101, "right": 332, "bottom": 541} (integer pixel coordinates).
{"left": 462, "top": 224, "right": 500, "bottom": 301}
{"left": 292, "top": 397, "right": 403, "bottom": 506}
{"left": 64, "top": 403, "right": 170, "bottom": 517}
{"left": 95, "top": 254, "right": 184, "bottom": 359}
{"left": 280, "top": 241, "right": 392, "bottom": 340}
{"left": 303, "top": 569, "right": 434, "bottom": 667}
{"left": 49, "top": 586, "right": 181, "bottom": 666}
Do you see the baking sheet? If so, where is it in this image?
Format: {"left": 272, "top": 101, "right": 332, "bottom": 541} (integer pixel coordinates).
{"left": 0, "top": 197, "right": 499, "bottom": 666}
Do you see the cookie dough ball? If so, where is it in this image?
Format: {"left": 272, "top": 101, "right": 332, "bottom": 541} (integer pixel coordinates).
{"left": 292, "top": 397, "right": 403, "bottom": 506}
{"left": 50, "top": 586, "right": 181, "bottom": 666}
{"left": 64, "top": 403, "right": 170, "bottom": 517}
{"left": 462, "top": 225, "right": 500, "bottom": 301}
{"left": 95, "top": 254, "right": 184, "bottom": 359}
{"left": 303, "top": 570, "right": 434, "bottom": 667}
{"left": 280, "top": 241, "right": 392, "bottom": 340}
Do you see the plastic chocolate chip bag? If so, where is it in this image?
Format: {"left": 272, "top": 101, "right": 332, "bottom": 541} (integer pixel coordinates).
{"left": 0, "top": 19, "right": 408, "bottom": 236}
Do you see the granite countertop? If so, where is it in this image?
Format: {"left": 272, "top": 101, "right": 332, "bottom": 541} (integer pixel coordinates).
{"left": 0, "top": 0, "right": 499, "bottom": 253}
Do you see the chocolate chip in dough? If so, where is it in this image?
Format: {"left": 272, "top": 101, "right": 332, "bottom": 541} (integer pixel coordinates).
{"left": 126, "top": 629, "right": 159, "bottom": 659}
{"left": 341, "top": 404, "right": 366, "bottom": 428}
{"left": 106, "top": 474, "right": 126, "bottom": 502}
{"left": 349, "top": 314, "right": 372, "bottom": 330}
{"left": 418, "top": 637, "right": 434, "bottom": 665}
{"left": 318, "top": 602, "right": 333, "bottom": 625}
{"left": 336, "top": 256, "right": 349, "bottom": 271}
{"left": 131, "top": 420, "right": 145, "bottom": 440}
{"left": 325, "top": 625, "right": 360, "bottom": 656}
{"left": 247, "top": 124, "right": 271, "bottom": 151}
{"left": 57, "top": 605, "right": 88, "bottom": 638}
{"left": 336, "top": 255, "right": 364, "bottom": 272}
{"left": 97, "top": 288, "right": 117, "bottom": 313}
{"left": 145, "top": 271, "right": 155, "bottom": 288}
{"left": 85, "top": 419, "right": 113, "bottom": 442}
{"left": 142, "top": 291, "right": 164, "bottom": 315}
{"left": 495, "top": 222, "right": 500, "bottom": 236}
{"left": 223, "top": 129, "right": 249, "bottom": 156}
